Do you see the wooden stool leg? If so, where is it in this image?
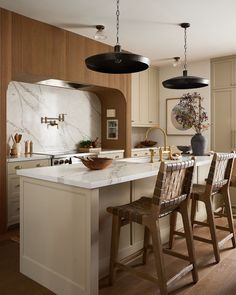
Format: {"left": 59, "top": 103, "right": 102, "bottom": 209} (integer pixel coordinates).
{"left": 168, "top": 211, "right": 177, "bottom": 249}
{"left": 191, "top": 198, "right": 197, "bottom": 227}
{"left": 149, "top": 220, "right": 168, "bottom": 295}
{"left": 205, "top": 198, "right": 220, "bottom": 263}
{"left": 142, "top": 226, "right": 150, "bottom": 264}
{"left": 179, "top": 203, "right": 198, "bottom": 283}
{"left": 109, "top": 215, "right": 121, "bottom": 285}
{"left": 222, "top": 189, "right": 236, "bottom": 248}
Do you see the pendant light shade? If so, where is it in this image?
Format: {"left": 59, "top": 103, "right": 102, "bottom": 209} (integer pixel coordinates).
{"left": 85, "top": 0, "right": 150, "bottom": 74}
{"left": 162, "top": 23, "right": 209, "bottom": 89}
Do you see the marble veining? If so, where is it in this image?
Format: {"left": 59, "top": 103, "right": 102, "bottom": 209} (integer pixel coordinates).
{"left": 7, "top": 81, "right": 101, "bottom": 153}
{"left": 17, "top": 156, "right": 212, "bottom": 189}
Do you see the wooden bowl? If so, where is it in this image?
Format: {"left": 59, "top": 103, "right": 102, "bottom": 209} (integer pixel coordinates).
{"left": 80, "top": 157, "right": 113, "bottom": 170}
{"left": 140, "top": 140, "right": 157, "bottom": 147}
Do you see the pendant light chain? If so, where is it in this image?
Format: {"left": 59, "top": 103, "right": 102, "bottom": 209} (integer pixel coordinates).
{"left": 184, "top": 26, "right": 187, "bottom": 71}
{"left": 116, "top": 0, "right": 120, "bottom": 45}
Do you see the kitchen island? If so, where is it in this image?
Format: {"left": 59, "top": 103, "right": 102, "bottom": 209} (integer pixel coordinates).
{"left": 18, "top": 156, "right": 212, "bottom": 295}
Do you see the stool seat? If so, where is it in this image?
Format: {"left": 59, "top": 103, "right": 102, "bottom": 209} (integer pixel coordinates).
{"left": 107, "top": 195, "right": 188, "bottom": 224}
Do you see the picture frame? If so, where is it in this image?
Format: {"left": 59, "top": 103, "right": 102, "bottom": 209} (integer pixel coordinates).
{"left": 106, "top": 119, "right": 118, "bottom": 140}
{"left": 166, "top": 98, "right": 194, "bottom": 136}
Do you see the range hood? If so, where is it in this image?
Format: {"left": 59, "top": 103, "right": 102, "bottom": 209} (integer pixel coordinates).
{"left": 37, "top": 79, "right": 90, "bottom": 90}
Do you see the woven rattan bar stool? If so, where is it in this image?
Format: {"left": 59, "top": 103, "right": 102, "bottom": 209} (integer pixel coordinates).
{"left": 169, "top": 152, "right": 236, "bottom": 263}
{"left": 107, "top": 159, "right": 198, "bottom": 295}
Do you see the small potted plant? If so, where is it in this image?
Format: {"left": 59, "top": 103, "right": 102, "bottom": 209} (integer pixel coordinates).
{"left": 173, "top": 92, "right": 210, "bottom": 155}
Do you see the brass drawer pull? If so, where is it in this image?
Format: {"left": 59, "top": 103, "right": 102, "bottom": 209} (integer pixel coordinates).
{"left": 36, "top": 163, "right": 42, "bottom": 167}
{"left": 115, "top": 155, "right": 120, "bottom": 159}
{"left": 15, "top": 184, "right": 20, "bottom": 188}
{"left": 15, "top": 165, "right": 22, "bottom": 170}
{"left": 133, "top": 153, "right": 138, "bottom": 157}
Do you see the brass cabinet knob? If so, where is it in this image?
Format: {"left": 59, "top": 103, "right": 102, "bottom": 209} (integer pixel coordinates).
{"left": 15, "top": 165, "right": 22, "bottom": 170}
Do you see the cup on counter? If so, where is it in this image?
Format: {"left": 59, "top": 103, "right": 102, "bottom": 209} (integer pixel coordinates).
{"left": 15, "top": 142, "right": 22, "bottom": 156}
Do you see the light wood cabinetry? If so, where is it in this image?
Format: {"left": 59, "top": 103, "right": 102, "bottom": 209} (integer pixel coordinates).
{"left": 131, "top": 67, "right": 159, "bottom": 127}
{"left": 7, "top": 159, "right": 50, "bottom": 226}
{"left": 12, "top": 13, "right": 66, "bottom": 81}
{"left": 211, "top": 56, "right": 236, "bottom": 151}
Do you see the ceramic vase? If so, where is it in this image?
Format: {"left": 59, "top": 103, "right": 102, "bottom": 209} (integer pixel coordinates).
{"left": 191, "top": 133, "right": 206, "bottom": 156}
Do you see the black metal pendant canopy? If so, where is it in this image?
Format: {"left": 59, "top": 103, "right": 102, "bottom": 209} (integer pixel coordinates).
{"left": 162, "top": 23, "right": 209, "bottom": 89}
{"left": 85, "top": 0, "right": 150, "bottom": 74}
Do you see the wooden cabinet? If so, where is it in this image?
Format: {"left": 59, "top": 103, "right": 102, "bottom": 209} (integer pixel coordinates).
{"left": 7, "top": 159, "right": 50, "bottom": 226}
{"left": 211, "top": 56, "right": 236, "bottom": 89}
{"left": 131, "top": 67, "right": 159, "bottom": 127}
{"left": 211, "top": 56, "right": 236, "bottom": 151}
{"left": 12, "top": 13, "right": 66, "bottom": 81}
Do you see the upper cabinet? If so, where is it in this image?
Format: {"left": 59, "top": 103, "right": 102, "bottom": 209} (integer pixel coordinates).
{"left": 12, "top": 13, "right": 66, "bottom": 81}
{"left": 131, "top": 67, "right": 159, "bottom": 127}
{"left": 211, "top": 56, "right": 236, "bottom": 89}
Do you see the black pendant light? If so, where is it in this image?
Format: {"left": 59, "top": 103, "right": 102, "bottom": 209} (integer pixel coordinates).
{"left": 162, "top": 23, "right": 209, "bottom": 89}
{"left": 85, "top": 0, "right": 150, "bottom": 74}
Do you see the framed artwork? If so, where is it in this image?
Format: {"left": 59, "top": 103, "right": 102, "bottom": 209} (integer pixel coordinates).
{"left": 107, "top": 119, "right": 118, "bottom": 140}
{"left": 166, "top": 98, "right": 194, "bottom": 136}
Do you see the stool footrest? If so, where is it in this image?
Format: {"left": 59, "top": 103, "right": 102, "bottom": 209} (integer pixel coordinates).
{"left": 193, "top": 220, "right": 209, "bottom": 227}
{"left": 215, "top": 225, "right": 231, "bottom": 232}
{"left": 115, "top": 262, "right": 159, "bottom": 284}
{"left": 193, "top": 235, "right": 213, "bottom": 244}
{"left": 167, "top": 264, "right": 194, "bottom": 288}
{"left": 163, "top": 248, "right": 190, "bottom": 261}
{"left": 218, "top": 233, "right": 234, "bottom": 248}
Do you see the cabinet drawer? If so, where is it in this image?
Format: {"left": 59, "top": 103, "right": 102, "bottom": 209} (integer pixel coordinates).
{"left": 99, "top": 152, "right": 124, "bottom": 160}
{"left": 8, "top": 175, "right": 20, "bottom": 195}
{"left": 131, "top": 149, "right": 158, "bottom": 158}
{"left": 8, "top": 198, "right": 20, "bottom": 226}
{"left": 8, "top": 159, "right": 50, "bottom": 175}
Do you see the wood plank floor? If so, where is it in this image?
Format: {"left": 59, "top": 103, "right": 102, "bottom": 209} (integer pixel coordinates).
{"left": 1, "top": 218, "right": 236, "bottom": 294}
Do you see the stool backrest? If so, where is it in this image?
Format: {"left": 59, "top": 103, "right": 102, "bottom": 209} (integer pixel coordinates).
{"left": 153, "top": 159, "right": 195, "bottom": 208}
{"left": 206, "top": 152, "right": 235, "bottom": 192}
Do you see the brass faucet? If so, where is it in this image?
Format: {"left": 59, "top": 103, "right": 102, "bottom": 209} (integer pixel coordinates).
{"left": 145, "top": 126, "right": 171, "bottom": 161}
{"left": 149, "top": 149, "right": 155, "bottom": 163}
{"left": 145, "top": 125, "right": 168, "bottom": 151}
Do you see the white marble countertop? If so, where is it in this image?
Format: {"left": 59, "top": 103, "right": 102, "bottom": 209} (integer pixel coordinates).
{"left": 7, "top": 154, "right": 51, "bottom": 163}
{"left": 17, "top": 156, "right": 212, "bottom": 189}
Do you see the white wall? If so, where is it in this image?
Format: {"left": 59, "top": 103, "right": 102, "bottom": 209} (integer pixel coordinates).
{"left": 7, "top": 82, "right": 101, "bottom": 153}
{"left": 159, "top": 59, "right": 211, "bottom": 149}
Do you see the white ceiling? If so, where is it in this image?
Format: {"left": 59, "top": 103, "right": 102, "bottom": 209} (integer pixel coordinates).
{"left": 1, "top": 0, "right": 236, "bottom": 66}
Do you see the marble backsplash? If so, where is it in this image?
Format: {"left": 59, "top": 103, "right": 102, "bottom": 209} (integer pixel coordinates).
{"left": 7, "top": 81, "right": 101, "bottom": 153}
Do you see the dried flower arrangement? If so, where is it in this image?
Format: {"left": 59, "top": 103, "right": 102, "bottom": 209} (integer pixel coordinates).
{"left": 173, "top": 92, "right": 210, "bottom": 134}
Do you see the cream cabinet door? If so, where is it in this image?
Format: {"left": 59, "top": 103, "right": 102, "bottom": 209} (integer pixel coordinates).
{"left": 139, "top": 70, "right": 149, "bottom": 124}
{"left": 211, "top": 58, "right": 235, "bottom": 89}
{"left": 148, "top": 67, "right": 159, "bottom": 125}
{"left": 211, "top": 89, "right": 236, "bottom": 152}
{"left": 131, "top": 73, "right": 140, "bottom": 125}
{"left": 131, "top": 67, "right": 159, "bottom": 127}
